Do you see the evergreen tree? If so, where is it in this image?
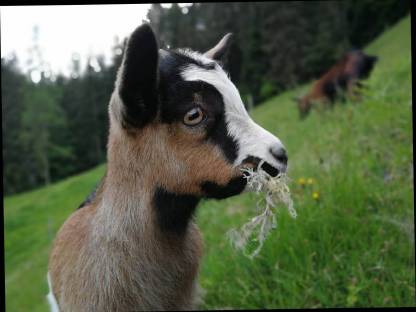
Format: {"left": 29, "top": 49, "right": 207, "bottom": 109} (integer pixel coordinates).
{"left": 2, "top": 57, "right": 28, "bottom": 194}
{"left": 2, "top": 1, "right": 409, "bottom": 195}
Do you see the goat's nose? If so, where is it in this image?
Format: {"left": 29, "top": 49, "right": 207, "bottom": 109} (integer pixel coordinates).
{"left": 270, "top": 146, "right": 288, "bottom": 165}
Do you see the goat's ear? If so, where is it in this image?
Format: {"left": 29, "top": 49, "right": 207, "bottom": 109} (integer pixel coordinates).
{"left": 118, "top": 23, "right": 159, "bottom": 128}
{"left": 204, "top": 33, "right": 233, "bottom": 62}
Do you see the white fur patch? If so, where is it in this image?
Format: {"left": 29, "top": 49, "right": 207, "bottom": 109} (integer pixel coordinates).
{"left": 47, "top": 272, "right": 60, "bottom": 312}
{"left": 177, "top": 48, "right": 215, "bottom": 66}
{"left": 180, "top": 60, "right": 286, "bottom": 173}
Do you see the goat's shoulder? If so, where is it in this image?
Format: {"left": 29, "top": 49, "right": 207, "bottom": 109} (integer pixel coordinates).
{"left": 49, "top": 202, "right": 98, "bottom": 269}
{"left": 48, "top": 203, "right": 98, "bottom": 308}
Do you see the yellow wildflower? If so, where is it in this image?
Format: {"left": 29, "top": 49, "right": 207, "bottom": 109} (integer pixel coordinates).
{"left": 298, "top": 177, "right": 306, "bottom": 186}
{"left": 312, "top": 191, "right": 320, "bottom": 200}
{"left": 307, "top": 178, "right": 314, "bottom": 185}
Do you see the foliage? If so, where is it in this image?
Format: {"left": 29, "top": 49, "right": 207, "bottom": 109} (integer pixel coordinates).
{"left": 1, "top": 41, "right": 123, "bottom": 195}
{"left": 259, "top": 81, "right": 278, "bottom": 101}
{"left": 1, "top": 1, "right": 409, "bottom": 195}
{"left": 4, "top": 15, "right": 413, "bottom": 311}
{"left": 2, "top": 57, "right": 29, "bottom": 194}
{"left": 345, "top": 0, "right": 410, "bottom": 47}
{"left": 148, "top": 1, "right": 408, "bottom": 102}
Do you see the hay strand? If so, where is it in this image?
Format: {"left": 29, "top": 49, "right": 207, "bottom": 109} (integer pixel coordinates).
{"left": 227, "top": 161, "right": 296, "bottom": 259}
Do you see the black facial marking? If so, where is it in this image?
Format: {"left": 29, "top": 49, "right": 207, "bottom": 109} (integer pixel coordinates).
{"left": 159, "top": 80, "right": 218, "bottom": 124}
{"left": 158, "top": 51, "right": 239, "bottom": 163}
{"left": 200, "top": 176, "right": 246, "bottom": 199}
{"left": 153, "top": 187, "right": 200, "bottom": 235}
{"left": 206, "top": 109, "right": 239, "bottom": 163}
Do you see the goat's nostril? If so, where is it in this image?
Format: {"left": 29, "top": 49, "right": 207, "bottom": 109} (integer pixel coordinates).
{"left": 270, "top": 146, "right": 288, "bottom": 165}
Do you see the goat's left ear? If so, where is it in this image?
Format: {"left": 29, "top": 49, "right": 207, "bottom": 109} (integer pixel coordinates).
{"left": 204, "top": 33, "right": 233, "bottom": 62}
{"left": 118, "top": 23, "right": 159, "bottom": 128}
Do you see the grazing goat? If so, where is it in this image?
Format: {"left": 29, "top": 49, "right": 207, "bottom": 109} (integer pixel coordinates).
{"left": 296, "top": 49, "right": 378, "bottom": 118}
{"left": 47, "top": 24, "right": 288, "bottom": 311}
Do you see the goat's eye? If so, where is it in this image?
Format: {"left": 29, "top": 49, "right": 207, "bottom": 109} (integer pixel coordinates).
{"left": 183, "top": 107, "right": 205, "bottom": 126}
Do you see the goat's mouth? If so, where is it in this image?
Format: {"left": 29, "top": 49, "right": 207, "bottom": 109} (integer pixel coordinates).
{"left": 238, "top": 156, "right": 280, "bottom": 177}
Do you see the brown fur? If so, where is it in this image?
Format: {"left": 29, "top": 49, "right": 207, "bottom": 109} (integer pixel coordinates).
{"left": 48, "top": 88, "right": 241, "bottom": 311}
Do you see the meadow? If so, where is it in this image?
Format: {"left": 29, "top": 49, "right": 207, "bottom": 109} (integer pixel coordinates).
{"left": 4, "top": 15, "right": 414, "bottom": 310}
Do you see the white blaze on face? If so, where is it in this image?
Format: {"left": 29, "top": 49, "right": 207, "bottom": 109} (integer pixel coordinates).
{"left": 180, "top": 58, "right": 286, "bottom": 173}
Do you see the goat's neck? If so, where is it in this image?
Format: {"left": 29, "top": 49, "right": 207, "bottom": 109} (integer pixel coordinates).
{"left": 82, "top": 132, "right": 203, "bottom": 310}
{"left": 91, "top": 126, "right": 200, "bottom": 248}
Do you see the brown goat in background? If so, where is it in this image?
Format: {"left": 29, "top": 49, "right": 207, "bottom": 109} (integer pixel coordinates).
{"left": 296, "top": 49, "right": 378, "bottom": 118}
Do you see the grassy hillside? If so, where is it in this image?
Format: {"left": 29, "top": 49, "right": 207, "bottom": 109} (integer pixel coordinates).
{"left": 4, "top": 15, "right": 413, "bottom": 310}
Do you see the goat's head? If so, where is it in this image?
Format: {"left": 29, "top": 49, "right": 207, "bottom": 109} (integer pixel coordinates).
{"left": 109, "top": 24, "right": 287, "bottom": 205}
{"left": 296, "top": 95, "right": 311, "bottom": 119}
{"left": 358, "top": 53, "right": 378, "bottom": 79}
{"left": 347, "top": 50, "right": 379, "bottom": 80}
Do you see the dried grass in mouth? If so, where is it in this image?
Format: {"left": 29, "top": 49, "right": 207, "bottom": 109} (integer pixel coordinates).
{"left": 227, "top": 161, "right": 296, "bottom": 259}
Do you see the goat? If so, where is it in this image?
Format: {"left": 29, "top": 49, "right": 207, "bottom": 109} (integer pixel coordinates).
{"left": 47, "top": 24, "right": 288, "bottom": 311}
{"left": 296, "top": 49, "right": 378, "bottom": 118}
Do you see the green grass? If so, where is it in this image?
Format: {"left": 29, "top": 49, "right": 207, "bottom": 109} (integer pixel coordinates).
{"left": 4, "top": 165, "right": 106, "bottom": 312}
{"left": 4, "top": 15, "right": 413, "bottom": 311}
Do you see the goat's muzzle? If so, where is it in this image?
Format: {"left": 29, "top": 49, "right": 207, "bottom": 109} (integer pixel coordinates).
{"left": 239, "top": 155, "right": 285, "bottom": 178}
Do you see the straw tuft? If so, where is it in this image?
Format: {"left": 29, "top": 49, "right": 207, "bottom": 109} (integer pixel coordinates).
{"left": 227, "top": 161, "right": 296, "bottom": 259}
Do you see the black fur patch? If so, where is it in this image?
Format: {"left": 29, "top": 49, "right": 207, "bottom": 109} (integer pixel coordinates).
{"left": 159, "top": 80, "right": 220, "bottom": 124}
{"left": 206, "top": 107, "right": 239, "bottom": 163}
{"left": 153, "top": 187, "right": 200, "bottom": 235}
{"left": 158, "top": 52, "right": 239, "bottom": 163}
{"left": 200, "top": 176, "right": 246, "bottom": 199}
{"left": 119, "top": 24, "right": 159, "bottom": 129}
